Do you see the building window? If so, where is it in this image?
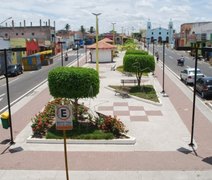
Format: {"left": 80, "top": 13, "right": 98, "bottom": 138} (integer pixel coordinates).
{"left": 152, "top": 32, "right": 154, "bottom": 35}
{"left": 167, "top": 32, "right": 169, "bottom": 35}
{"left": 22, "top": 33, "right": 24, "bottom": 35}
{"left": 16, "top": 33, "right": 18, "bottom": 36}
{"left": 159, "top": 32, "right": 161, "bottom": 35}
{"left": 5, "top": 33, "right": 8, "bottom": 37}
{"left": 32, "top": 32, "right": 35, "bottom": 36}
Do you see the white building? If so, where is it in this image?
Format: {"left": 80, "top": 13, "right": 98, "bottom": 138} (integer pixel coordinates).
{"left": 87, "top": 40, "right": 116, "bottom": 63}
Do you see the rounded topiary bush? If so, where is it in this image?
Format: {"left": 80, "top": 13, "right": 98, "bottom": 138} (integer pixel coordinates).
{"left": 48, "top": 66, "right": 99, "bottom": 99}
{"left": 123, "top": 54, "right": 155, "bottom": 73}
{"left": 125, "top": 49, "right": 148, "bottom": 55}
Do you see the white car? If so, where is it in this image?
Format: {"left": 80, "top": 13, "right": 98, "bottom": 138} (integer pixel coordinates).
{"left": 180, "top": 68, "right": 204, "bottom": 84}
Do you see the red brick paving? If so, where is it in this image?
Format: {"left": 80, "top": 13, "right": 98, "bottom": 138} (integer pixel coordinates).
{"left": 128, "top": 106, "right": 144, "bottom": 111}
{"left": 0, "top": 63, "right": 211, "bottom": 171}
{"left": 145, "top": 110, "right": 163, "bottom": 116}
{"left": 130, "top": 116, "right": 148, "bottom": 121}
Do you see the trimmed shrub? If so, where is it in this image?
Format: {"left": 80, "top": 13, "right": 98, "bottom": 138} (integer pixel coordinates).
{"left": 125, "top": 49, "right": 148, "bottom": 55}
{"left": 123, "top": 54, "right": 155, "bottom": 87}
{"left": 48, "top": 66, "right": 99, "bottom": 99}
{"left": 123, "top": 54, "right": 155, "bottom": 73}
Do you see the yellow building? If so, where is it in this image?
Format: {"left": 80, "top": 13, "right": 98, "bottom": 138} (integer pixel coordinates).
{"left": 10, "top": 38, "right": 26, "bottom": 64}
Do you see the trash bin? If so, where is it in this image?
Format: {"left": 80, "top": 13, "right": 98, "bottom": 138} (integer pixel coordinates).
{"left": 1, "top": 112, "right": 10, "bottom": 129}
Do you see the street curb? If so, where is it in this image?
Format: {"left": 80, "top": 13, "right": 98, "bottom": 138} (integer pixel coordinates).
{"left": 0, "top": 75, "right": 4, "bottom": 80}
{"left": 26, "top": 135, "right": 136, "bottom": 145}
{"left": 106, "top": 86, "right": 162, "bottom": 106}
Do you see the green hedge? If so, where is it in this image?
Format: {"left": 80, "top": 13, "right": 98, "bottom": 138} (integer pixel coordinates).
{"left": 123, "top": 54, "right": 155, "bottom": 73}
{"left": 48, "top": 67, "right": 99, "bottom": 99}
{"left": 125, "top": 49, "right": 148, "bottom": 55}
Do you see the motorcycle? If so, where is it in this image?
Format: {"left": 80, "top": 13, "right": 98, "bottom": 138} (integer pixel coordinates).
{"left": 177, "top": 58, "right": 184, "bottom": 66}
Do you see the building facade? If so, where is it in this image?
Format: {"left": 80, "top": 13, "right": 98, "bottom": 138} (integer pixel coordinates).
{"left": 0, "top": 19, "right": 55, "bottom": 54}
{"left": 146, "top": 19, "right": 174, "bottom": 45}
{"left": 175, "top": 21, "right": 212, "bottom": 59}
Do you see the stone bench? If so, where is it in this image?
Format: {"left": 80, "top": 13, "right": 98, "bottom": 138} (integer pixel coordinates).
{"left": 121, "top": 79, "right": 137, "bottom": 86}
{"left": 115, "top": 89, "right": 129, "bottom": 98}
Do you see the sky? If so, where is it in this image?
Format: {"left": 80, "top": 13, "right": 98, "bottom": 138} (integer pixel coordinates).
{"left": 0, "top": 0, "right": 211, "bottom": 34}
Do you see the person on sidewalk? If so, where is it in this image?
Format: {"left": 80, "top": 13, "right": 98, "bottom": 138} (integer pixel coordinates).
{"left": 155, "top": 51, "right": 159, "bottom": 62}
{"left": 65, "top": 53, "right": 68, "bottom": 61}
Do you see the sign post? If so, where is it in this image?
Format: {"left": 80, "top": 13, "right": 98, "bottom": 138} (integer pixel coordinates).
{"left": 55, "top": 105, "right": 73, "bottom": 180}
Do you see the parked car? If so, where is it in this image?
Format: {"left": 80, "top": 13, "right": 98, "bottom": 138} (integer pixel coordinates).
{"left": 196, "top": 77, "right": 212, "bottom": 98}
{"left": 72, "top": 44, "right": 79, "bottom": 50}
{"left": 5, "top": 64, "right": 23, "bottom": 77}
{"left": 180, "top": 68, "right": 204, "bottom": 84}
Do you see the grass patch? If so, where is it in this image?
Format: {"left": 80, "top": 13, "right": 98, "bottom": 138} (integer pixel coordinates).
{"left": 110, "top": 85, "right": 159, "bottom": 102}
{"left": 116, "top": 65, "right": 124, "bottom": 73}
{"left": 46, "top": 124, "right": 114, "bottom": 140}
{"left": 116, "top": 66, "right": 148, "bottom": 76}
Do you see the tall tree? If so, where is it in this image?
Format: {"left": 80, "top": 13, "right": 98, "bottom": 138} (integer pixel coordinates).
{"left": 123, "top": 53, "right": 155, "bottom": 87}
{"left": 80, "top": 25, "right": 86, "bottom": 39}
{"left": 65, "top": 24, "right": 70, "bottom": 31}
{"left": 89, "top": 26, "right": 95, "bottom": 34}
{"left": 48, "top": 67, "right": 99, "bottom": 121}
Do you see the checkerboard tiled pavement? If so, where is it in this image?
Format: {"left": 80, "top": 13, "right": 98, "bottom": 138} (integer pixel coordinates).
{"left": 97, "top": 102, "right": 162, "bottom": 122}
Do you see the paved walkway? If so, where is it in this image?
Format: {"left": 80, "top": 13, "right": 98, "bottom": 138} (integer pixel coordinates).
{"left": 0, "top": 51, "right": 212, "bottom": 179}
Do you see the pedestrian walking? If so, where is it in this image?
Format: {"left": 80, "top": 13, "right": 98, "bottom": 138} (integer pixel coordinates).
{"left": 65, "top": 53, "right": 68, "bottom": 61}
{"left": 155, "top": 51, "right": 159, "bottom": 62}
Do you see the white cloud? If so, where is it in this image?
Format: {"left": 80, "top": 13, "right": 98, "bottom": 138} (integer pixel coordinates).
{"left": 0, "top": 0, "right": 211, "bottom": 33}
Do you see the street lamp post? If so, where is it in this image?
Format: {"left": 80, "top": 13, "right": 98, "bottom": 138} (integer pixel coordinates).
{"left": 0, "top": 47, "right": 26, "bottom": 145}
{"left": 112, "top": 22, "right": 116, "bottom": 59}
{"left": 76, "top": 42, "right": 79, "bottom": 67}
{"left": 85, "top": 45, "right": 87, "bottom": 63}
{"left": 121, "top": 26, "right": 124, "bottom": 46}
{"left": 161, "top": 41, "right": 168, "bottom": 97}
{"left": 0, "top": 17, "right": 12, "bottom": 26}
{"left": 3, "top": 49, "right": 14, "bottom": 144}
{"left": 153, "top": 39, "right": 155, "bottom": 57}
{"left": 58, "top": 41, "right": 65, "bottom": 66}
{"left": 92, "top": 13, "right": 101, "bottom": 73}
{"left": 189, "top": 45, "right": 198, "bottom": 147}
{"left": 146, "top": 38, "right": 150, "bottom": 53}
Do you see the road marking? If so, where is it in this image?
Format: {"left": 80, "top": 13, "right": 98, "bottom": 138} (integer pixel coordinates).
{"left": 0, "top": 94, "right": 4, "bottom": 102}
{"left": 0, "top": 78, "right": 19, "bottom": 87}
{"left": 0, "top": 79, "right": 48, "bottom": 114}
{"left": 0, "top": 93, "right": 5, "bottom": 98}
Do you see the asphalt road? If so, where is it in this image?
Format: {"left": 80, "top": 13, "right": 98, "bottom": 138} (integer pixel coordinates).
{"left": 149, "top": 44, "right": 212, "bottom": 77}
{"left": 0, "top": 48, "right": 85, "bottom": 113}
{"left": 148, "top": 43, "right": 212, "bottom": 104}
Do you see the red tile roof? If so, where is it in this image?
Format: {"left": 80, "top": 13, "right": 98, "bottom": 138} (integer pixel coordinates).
{"left": 87, "top": 41, "right": 116, "bottom": 49}
{"left": 99, "top": 37, "right": 113, "bottom": 43}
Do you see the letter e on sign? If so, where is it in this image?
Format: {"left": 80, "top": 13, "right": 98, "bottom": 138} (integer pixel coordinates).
{"left": 55, "top": 105, "right": 73, "bottom": 130}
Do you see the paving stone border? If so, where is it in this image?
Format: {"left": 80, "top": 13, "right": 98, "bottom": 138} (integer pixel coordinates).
{"left": 26, "top": 135, "right": 136, "bottom": 145}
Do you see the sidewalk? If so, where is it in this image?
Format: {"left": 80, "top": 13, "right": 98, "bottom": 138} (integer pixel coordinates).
{"left": 0, "top": 51, "right": 211, "bottom": 179}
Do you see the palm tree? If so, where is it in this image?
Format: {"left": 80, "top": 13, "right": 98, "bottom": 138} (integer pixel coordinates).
{"left": 89, "top": 26, "right": 95, "bottom": 34}
{"left": 65, "top": 24, "right": 70, "bottom": 31}
{"left": 80, "top": 25, "right": 86, "bottom": 40}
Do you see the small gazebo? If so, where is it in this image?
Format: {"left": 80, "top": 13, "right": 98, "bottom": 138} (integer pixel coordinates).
{"left": 87, "top": 41, "right": 116, "bottom": 63}
{"left": 99, "top": 37, "right": 114, "bottom": 44}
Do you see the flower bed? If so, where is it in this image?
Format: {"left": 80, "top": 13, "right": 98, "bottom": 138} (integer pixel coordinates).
{"left": 31, "top": 98, "right": 128, "bottom": 139}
